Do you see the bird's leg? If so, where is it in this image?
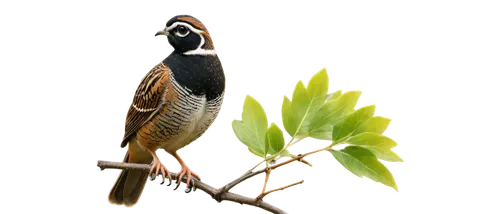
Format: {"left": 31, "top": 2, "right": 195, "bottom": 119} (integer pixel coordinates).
{"left": 172, "top": 152, "right": 200, "bottom": 193}
{"left": 148, "top": 149, "right": 172, "bottom": 186}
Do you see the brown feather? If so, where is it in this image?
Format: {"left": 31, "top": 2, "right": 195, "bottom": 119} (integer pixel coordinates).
{"left": 178, "top": 16, "right": 209, "bottom": 33}
{"left": 201, "top": 32, "right": 214, "bottom": 49}
{"left": 109, "top": 138, "right": 153, "bottom": 207}
{"left": 121, "top": 63, "right": 172, "bottom": 147}
{"left": 177, "top": 17, "right": 214, "bottom": 50}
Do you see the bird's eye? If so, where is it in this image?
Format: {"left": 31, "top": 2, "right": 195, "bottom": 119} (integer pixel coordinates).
{"left": 175, "top": 26, "right": 190, "bottom": 37}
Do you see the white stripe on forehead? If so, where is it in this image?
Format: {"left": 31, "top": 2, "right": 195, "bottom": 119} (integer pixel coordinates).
{"left": 165, "top": 21, "right": 217, "bottom": 56}
{"left": 166, "top": 21, "right": 204, "bottom": 34}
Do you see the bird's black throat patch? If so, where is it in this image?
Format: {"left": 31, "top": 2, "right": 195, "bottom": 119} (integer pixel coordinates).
{"left": 163, "top": 52, "right": 225, "bottom": 101}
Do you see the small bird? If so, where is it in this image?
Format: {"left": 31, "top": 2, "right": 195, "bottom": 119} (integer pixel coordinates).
{"left": 108, "top": 15, "right": 225, "bottom": 207}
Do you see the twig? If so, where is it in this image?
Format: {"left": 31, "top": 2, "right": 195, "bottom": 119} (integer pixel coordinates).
{"left": 256, "top": 180, "right": 304, "bottom": 201}
{"left": 300, "top": 158, "right": 314, "bottom": 168}
{"left": 257, "top": 169, "right": 273, "bottom": 195}
{"left": 214, "top": 168, "right": 266, "bottom": 200}
{"left": 217, "top": 147, "right": 327, "bottom": 194}
{"left": 97, "top": 160, "right": 286, "bottom": 214}
{"left": 249, "top": 137, "right": 302, "bottom": 172}
{"left": 268, "top": 148, "right": 324, "bottom": 170}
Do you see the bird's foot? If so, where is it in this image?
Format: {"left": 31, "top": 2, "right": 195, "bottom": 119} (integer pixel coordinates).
{"left": 174, "top": 166, "right": 200, "bottom": 193}
{"left": 149, "top": 160, "right": 172, "bottom": 186}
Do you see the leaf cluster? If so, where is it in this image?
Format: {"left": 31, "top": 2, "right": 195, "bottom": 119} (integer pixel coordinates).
{"left": 232, "top": 69, "right": 402, "bottom": 191}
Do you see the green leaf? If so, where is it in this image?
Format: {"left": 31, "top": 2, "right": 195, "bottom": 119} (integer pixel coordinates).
{"left": 338, "top": 91, "right": 362, "bottom": 113}
{"left": 332, "top": 105, "right": 376, "bottom": 143}
{"left": 242, "top": 95, "right": 268, "bottom": 134}
{"left": 309, "top": 124, "right": 334, "bottom": 140}
{"left": 291, "top": 81, "right": 309, "bottom": 118}
{"left": 282, "top": 96, "right": 298, "bottom": 137}
{"left": 331, "top": 146, "right": 398, "bottom": 191}
{"left": 309, "top": 91, "right": 362, "bottom": 133}
{"left": 332, "top": 86, "right": 344, "bottom": 100}
{"left": 284, "top": 69, "right": 330, "bottom": 137}
{"left": 347, "top": 132, "right": 405, "bottom": 164}
{"left": 353, "top": 116, "right": 391, "bottom": 135}
{"left": 307, "top": 68, "right": 329, "bottom": 102}
{"left": 265, "top": 123, "right": 285, "bottom": 155}
{"left": 326, "top": 90, "right": 342, "bottom": 101}
{"left": 229, "top": 119, "right": 264, "bottom": 157}
{"left": 280, "top": 150, "right": 303, "bottom": 160}
{"left": 232, "top": 95, "right": 268, "bottom": 157}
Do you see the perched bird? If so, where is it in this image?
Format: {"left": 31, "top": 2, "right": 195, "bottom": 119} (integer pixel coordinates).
{"left": 108, "top": 15, "right": 225, "bottom": 207}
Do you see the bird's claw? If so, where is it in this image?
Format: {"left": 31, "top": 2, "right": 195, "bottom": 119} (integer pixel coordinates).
{"left": 173, "top": 167, "right": 200, "bottom": 192}
{"left": 148, "top": 161, "right": 172, "bottom": 185}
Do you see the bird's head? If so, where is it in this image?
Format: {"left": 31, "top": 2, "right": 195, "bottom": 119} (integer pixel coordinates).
{"left": 155, "top": 15, "right": 216, "bottom": 56}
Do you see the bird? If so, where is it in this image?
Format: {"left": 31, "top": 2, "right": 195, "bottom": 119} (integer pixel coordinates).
{"left": 108, "top": 15, "right": 225, "bottom": 207}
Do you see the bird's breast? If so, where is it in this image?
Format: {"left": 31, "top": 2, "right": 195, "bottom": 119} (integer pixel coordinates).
{"left": 156, "top": 71, "right": 224, "bottom": 153}
{"left": 163, "top": 52, "right": 225, "bottom": 101}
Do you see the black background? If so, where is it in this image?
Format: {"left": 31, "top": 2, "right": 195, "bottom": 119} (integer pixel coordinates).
{"left": 78, "top": 5, "right": 416, "bottom": 213}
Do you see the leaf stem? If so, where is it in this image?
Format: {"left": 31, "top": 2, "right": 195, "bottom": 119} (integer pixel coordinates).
{"left": 282, "top": 136, "right": 306, "bottom": 150}
{"left": 248, "top": 136, "right": 305, "bottom": 172}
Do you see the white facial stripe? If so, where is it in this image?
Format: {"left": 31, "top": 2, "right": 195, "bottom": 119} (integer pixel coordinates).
{"left": 165, "top": 22, "right": 203, "bottom": 34}
{"left": 165, "top": 21, "right": 217, "bottom": 56}
{"left": 184, "top": 49, "right": 217, "bottom": 55}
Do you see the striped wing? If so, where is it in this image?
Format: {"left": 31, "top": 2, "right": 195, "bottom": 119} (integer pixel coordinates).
{"left": 121, "top": 63, "right": 170, "bottom": 147}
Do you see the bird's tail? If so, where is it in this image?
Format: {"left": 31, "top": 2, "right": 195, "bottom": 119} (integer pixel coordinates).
{"left": 108, "top": 149, "right": 153, "bottom": 207}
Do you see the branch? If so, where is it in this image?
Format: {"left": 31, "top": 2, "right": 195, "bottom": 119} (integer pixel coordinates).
{"left": 256, "top": 180, "right": 304, "bottom": 201}
{"left": 97, "top": 160, "right": 287, "bottom": 214}
{"left": 270, "top": 147, "right": 331, "bottom": 170}
{"left": 248, "top": 137, "right": 305, "bottom": 171}
{"left": 257, "top": 169, "right": 273, "bottom": 194}
{"left": 218, "top": 148, "right": 326, "bottom": 194}
{"left": 215, "top": 168, "right": 266, "bottom": 197}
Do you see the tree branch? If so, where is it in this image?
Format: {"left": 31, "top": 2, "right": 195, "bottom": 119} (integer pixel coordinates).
{"left": 215, "top": 168, "right": 266, "bottom": 200}
{"left": 97, "top": 160, "right": 287, "bottom": 214}
{"left": 217, "top": 148, "right": 326, "bottom": 194}
{"left": 257, "top": 168, "right": 274, "bottom": 196}
{"left": 256, "top": 180, "right": 304, "bottom": 201}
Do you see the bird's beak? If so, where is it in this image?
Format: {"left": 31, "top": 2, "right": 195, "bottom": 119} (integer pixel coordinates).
{"left": 153, "top": 26, "right": 168, "bottom": 39}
